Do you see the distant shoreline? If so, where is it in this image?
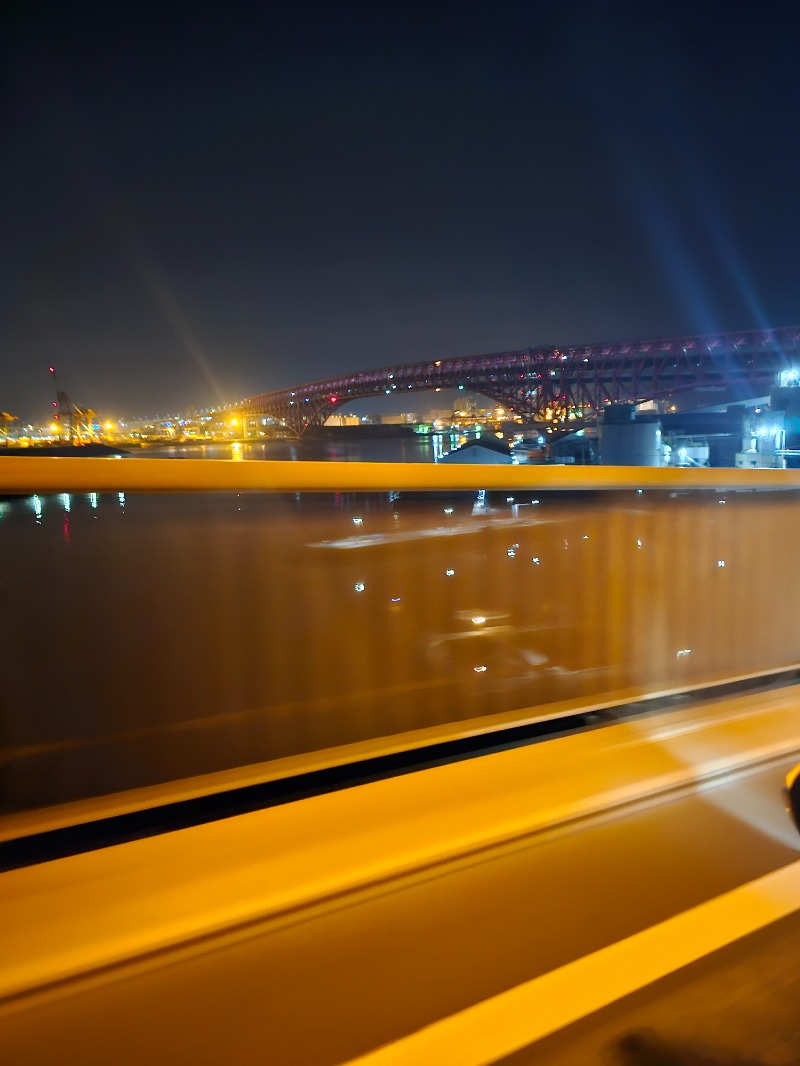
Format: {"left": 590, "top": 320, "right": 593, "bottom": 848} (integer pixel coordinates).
{"left": 0, "top": 443, "right": 130, "bottom": 457}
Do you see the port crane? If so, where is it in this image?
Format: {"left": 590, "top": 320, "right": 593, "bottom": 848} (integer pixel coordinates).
{"left": 48, "top": 367, "right": 97, "bottom": 441}
{"left": 1, "top": 411, "right": 17, "bottom": 443}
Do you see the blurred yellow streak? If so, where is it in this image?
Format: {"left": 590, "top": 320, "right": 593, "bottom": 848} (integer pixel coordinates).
{"left": 2, "top": 664, "right": 796, "bottom": 845}
{"left": 3, "top": 688, "right": 800, "bottom": 1004}
{"left": 346, "top": 858, "right": 800, "bottom": 1065}
{"left": 3, "top": 455, "right": 800, "bottom": 494}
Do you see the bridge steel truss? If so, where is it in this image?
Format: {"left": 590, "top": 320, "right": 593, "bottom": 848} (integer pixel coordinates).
{"left": 239, "top": 325, "right": 800, "bottom": 436}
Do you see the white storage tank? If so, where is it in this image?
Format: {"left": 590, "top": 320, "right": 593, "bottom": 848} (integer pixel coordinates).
{"left": 599, "top": 406, "right": 662, "bottom": 466}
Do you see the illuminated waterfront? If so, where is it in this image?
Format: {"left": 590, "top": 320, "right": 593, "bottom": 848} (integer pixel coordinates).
{"left": 140, "top": 434, "right": 440, "bottom": 463}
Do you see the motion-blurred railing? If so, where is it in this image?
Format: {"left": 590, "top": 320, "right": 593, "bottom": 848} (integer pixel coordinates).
{"left": 2, "top": 456, "right": 800, "bottom": 828}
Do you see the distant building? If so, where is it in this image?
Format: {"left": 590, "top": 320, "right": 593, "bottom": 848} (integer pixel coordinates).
{"left": 438, "top": 436, "right": 515, "bottom": 465}
{"left": 380, "top": 413, "right": 417, "bottom": 425}
{"left": 325, "top": 414, "right": 361, "bottom": 427}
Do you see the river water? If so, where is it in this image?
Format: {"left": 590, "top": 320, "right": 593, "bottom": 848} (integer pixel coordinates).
{"left": 3, "top": 437, "right": 800, "bottom": 816}
{"left": 142, "top": 433, "right": 448, "bottom": 463}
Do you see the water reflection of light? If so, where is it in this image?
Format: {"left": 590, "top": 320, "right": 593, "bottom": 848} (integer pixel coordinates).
{"left": 454, "top": 609, "right": 508, "bottom": 626}
{"left": 520, "top": 649, "right": 549, "bottom": 666}
{"left": 231, "top": 442, "right": 243, "bottom": 461}
{"left": 89, "top": 493, "right": 98, "bottom": 510}
{"left": 118, "top": 492, "right": 126, "bottom": 508}
{"left": 311, "top": 520, "right": 511, "bottom": 550}
{"left": 62, "top": 493, "right": 71, "bottom": 513}
{"left": 353, "top": 517, "right": 363, "bottom": 526}
{"left": 31, "top": 495, "right": 43, "bottom": 522}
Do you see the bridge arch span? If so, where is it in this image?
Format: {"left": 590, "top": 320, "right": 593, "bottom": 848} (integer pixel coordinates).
{"left": 239, "top": 326, "right": 800, "bottom": 437}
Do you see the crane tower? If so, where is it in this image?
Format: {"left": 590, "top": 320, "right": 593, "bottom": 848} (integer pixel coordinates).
{"left": 48, "top": 367, "right": 96, "bottom": 442}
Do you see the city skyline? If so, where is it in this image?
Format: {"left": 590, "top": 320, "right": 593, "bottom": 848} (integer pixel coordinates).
{"left": 3, "top": 2, "right": 800, "bottom": 421}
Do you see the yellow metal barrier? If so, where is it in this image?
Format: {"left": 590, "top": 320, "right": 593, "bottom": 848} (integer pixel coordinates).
{"left": 3, "top": 454, "right": 800, "bottom": 493}
{"left": 3, "top": 455, "right": 800, "bottom": 818}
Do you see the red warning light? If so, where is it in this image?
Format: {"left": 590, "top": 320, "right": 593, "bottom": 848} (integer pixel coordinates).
{"left": 52, "top": 401, "right": 58, "bottom": 407}
{"left": 330, "top": 395, "right": 338, "bottom": 403}
{"left": 48, "top": 366, "right": 55, "bottom": 374}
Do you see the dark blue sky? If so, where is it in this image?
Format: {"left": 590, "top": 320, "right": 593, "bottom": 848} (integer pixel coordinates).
{"left": 3, "top": 1, "right": 800, "bottom": 420}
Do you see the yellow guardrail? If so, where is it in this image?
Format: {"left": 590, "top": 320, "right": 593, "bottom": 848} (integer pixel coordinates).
{"left": 3, "top": 455, "right": 800, "bottom": 493}
{"left": 4, "top": 453, "right": 800, "bottom": 819}
{"left": 4, "top": 690, "right": 800, "bottom": 1007}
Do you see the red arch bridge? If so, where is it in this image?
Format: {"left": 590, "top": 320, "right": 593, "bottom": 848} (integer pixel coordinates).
{"left": 238, "top": 324, "right": 800, "bottom": 436}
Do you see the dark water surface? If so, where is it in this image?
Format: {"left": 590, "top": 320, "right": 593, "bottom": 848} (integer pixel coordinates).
{"left": 2, "top": 439, "right": 800, "bottom": 815}
{"left": 142, "top": 435, "right": 445, "bottom": 463}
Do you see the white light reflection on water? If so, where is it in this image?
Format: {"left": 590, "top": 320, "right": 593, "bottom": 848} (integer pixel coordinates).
{"left": 309, "top": 513, "right": 553, "bottom": 551}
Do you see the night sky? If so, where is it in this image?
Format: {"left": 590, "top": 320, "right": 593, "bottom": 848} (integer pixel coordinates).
{"left": 3, "top": 1, "right": 800, "bottom": 421}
